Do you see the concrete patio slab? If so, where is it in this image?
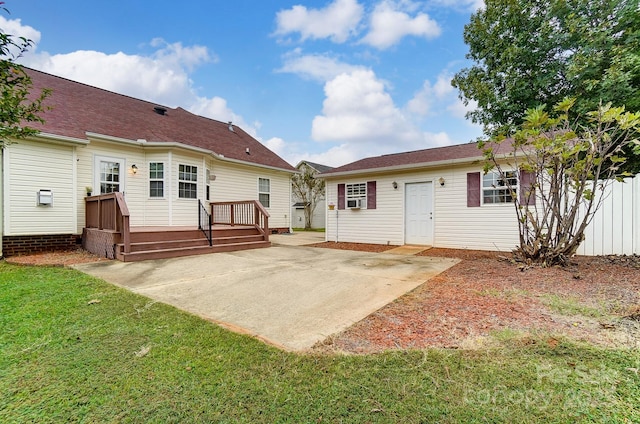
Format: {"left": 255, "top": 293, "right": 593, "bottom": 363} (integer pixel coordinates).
{"left": 73, "top": 245, "right": 458, "bottom": 351}
{"left": 385, "top": 245, "right": 432, "bottom": 255}
{"left": 270, "top": 231, "right": 325, "bottom": 246}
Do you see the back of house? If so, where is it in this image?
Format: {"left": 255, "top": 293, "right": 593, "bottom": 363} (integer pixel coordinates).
{"left": 0, "top": 68, "right": 296, "bottom": 259}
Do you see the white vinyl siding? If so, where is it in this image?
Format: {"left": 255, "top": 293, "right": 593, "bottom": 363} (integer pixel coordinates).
{"left": 6, "top": 137, "right": 293, "bottom": 234}
{"left": 170, "top": 154, "right": 202, "bottom": 225}
{"left": 3, "top": 140, "right": 77, "bottom": 235}
{"left": 325, "top": 165, "right": 521, "bottom": 251}
{"left": 211, "top": 161, "right": 291, "bottom": 229}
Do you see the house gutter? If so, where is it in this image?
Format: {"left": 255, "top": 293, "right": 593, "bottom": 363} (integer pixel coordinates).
{"left": 29, "top": 132, "right": 90, "bottom": 146}
{"left": 85, "top": 132, "right": 297, "bottom": 174}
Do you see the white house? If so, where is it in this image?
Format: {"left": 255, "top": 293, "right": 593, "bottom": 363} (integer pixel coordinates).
{"left": 291, "top": 160, "right": 332, "bottom": 229}
{"left": 320, "top": 143, "right": 640, "bottom": 255}
{"left": 0, "top": 68, "right": 297, "bottom": 260}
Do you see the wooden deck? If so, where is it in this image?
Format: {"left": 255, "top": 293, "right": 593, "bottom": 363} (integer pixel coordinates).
{"left": 83, "top": 195, "right": 272, "bottom": 262}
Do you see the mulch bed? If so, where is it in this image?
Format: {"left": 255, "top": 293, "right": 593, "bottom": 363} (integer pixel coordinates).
{"left": 311, "top": 246, "right": 640, "bottom": 353}
{"left": 4, "top": 248, "right": 106, "bottom": 266}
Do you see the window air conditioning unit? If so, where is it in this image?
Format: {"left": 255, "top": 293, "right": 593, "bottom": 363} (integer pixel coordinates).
{"left": 347, "top": 198, "right": 363, "bottom": 209}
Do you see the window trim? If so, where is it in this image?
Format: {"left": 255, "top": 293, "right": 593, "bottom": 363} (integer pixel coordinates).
{"left": 481, "top": 170, "right": 518, "bottom": 205}
{"left": 346, "top": 182, "right": 367, "bottom": 208}
{"left": 94, "top": 155, "right": 125, "bottom": 195}
{"left": 178, "top": 164, "right": 198, "bottom": 199}
{"left": 148, "top": 161, "right": 165, "bottom": 199}
{"left": 258, "top": 177, "right": 270, "bottom": 208}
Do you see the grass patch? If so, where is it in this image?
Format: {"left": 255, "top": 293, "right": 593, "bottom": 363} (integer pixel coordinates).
{"left": 541, "top": 294, "right": 608, "bottom": 318}
{"left": 1, "top": 262, "right": 639, "bottom": 423}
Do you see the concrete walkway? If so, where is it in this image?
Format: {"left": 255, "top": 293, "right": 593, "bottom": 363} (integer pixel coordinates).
{"left": 73, "top": 241, "right": 458, "bottom": 351}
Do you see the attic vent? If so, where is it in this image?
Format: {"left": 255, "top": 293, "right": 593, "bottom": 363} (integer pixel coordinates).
{"left": 228, "top": 121, "right": 234, "bottom": 132}
{"left": 153, "top": 106, "right": 167, "bottom": 115}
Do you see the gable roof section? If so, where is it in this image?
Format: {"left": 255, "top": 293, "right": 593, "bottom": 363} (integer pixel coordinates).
{"left": 25, "top": 68, "right": 295, "bottom": 172}
{"left": 296, "top": 160, "right": 333, "bottom": 174}
{"left": 320, "top": 142, "right": 512, "bottom": 177}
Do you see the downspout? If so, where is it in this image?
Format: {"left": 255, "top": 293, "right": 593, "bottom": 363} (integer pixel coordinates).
{"left": 335, "top": 208, "right": 339, "bottom": 243}
{"left": 288, "top": 174, "right": 293, "bottom": 233}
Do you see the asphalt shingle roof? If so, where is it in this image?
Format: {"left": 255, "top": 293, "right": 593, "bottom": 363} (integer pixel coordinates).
{"left": 298, "top": 160, "right": 333, "bottom": 173}
{"left": 320, "top": 142, "right": 512, "bottom": 176}
{"left": 26, "top": 68, "right": 296, "bottom": 172}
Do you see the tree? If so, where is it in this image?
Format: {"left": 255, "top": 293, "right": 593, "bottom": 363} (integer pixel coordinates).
{"left": 482, "top": 99, "right": 640, "bottom": 266}
{"left": 452, "top": 0, "right": 640, "bottom": 138}
{"left": 291, "top": 163, "right": 325, "bottom": 230}
{"left": 0, "top": 4, "right": 49, "bottom": 147}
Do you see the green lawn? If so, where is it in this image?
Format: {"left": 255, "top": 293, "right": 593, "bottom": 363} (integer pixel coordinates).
{"left": 1, "top": 262, "right": 638, "bottom": 423}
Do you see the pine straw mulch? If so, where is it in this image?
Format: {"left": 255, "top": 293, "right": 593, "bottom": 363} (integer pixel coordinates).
{"left": 4, "top": 244, "right": 640, "bottom": 354}
{"left": 309, "top": 243, "right": 640, "bottom": 354}
{"left": 4, "top": 248, "right": 107, "bottom": 266}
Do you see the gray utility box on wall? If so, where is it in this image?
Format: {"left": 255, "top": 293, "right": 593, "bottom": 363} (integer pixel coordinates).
{"left": 37, "top": 189, "right": 53, "bottom": 206}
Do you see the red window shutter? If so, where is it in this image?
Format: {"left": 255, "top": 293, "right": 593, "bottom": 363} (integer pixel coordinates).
{"left": 467, "top": 172, "right": 481, "bottom": 207}
{"left": 519, "top": 170, "right": 536, "bottom": 205}
{"left": 367, "top": 181, "right": 376, "bottom": 209}
{"left": 337, "top": 184, "right": 345, "bottom": 210}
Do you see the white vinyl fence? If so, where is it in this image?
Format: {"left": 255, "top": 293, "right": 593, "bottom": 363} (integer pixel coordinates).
{"left": 578, "top": 174, "right": 640, "bottom": 256}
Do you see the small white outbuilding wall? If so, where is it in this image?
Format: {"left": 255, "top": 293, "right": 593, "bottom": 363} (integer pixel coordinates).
{"left": 324, "top": 167, "right": 640, "bottom": 256}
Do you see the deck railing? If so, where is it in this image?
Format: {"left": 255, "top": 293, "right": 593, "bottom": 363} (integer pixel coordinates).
{"left": 211, "top": 200, "right": 270, "bottom": 241}
{"left": 198, "top": 200, "right": 213, "bottom": 246}
{"left": 85, "top": 192, "right": 131, "bottom": 253}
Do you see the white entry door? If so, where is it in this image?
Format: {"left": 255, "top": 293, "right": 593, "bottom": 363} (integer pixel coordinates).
{"left": 405, "top": 182, "right": 433, "bottom": 245}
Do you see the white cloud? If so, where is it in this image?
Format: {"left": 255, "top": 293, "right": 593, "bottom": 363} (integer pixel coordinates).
{"left": 274, "top": 0, "right": 364, "bottom": 43}
{"left": 312, "top": 69, "right": 419, "bottom": 144}
{"left": 4, "top": 15, "right": 256, "bottom": 135}
{"left": 429, "top": 0, "right": 484, "bottom": 12}
{"left": 277, "top": 50, "right": 365, "bottom": 82}
{"left": 360, "top": 1, "right": 441, "bottom": 49}
{"left": 263, "top": 137, "right": 287, "bottom": 155}
{"left": 406, "top": 72, "right": 454, "bottom": 116}
{"left": 0, "top": 15, "right": 41, "bottom": 58}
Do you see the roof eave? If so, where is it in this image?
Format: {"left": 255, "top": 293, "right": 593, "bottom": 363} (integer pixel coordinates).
{"left": 85, "top": 131, "right": 296, "bottom": 174}
{"left": 27, "top": 132, "right": 91, "bottom": 146}
{"left": 320, "top": 155, "right": 487, "bottom": 178}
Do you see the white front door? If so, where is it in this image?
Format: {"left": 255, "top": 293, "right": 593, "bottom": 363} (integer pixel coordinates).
{"left": 94, "top": 156, "right": 125, "bottom": 195}
{"left": 405, "top": 182, "right": 433, "bottom": 245}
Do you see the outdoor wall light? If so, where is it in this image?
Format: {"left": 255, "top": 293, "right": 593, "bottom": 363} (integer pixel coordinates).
{"left": 438, "top": 177, "right": 445, "bottom": 186}
{"left": 392, "top": 181, "right": 398, "bottom": 189}
{"left": 131, "top": 164, "right": 138, "bottom": 174}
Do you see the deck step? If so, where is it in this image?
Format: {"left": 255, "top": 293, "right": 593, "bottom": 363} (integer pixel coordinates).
{"left": 117, "top": 241, "right": 271, "bottom": 262}
{"left": 113, "top": 226, "right": 271, "bottom": 261}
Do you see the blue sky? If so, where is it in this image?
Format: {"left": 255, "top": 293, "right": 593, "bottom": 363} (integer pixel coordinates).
{"left": 5, "top": 0, "right": 483, "bottom": 167}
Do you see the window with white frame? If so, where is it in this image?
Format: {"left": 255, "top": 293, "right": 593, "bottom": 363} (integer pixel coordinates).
{"left": 149, "top": 162, "right": 164, "bottom": 198}
{"left": 483, "top": 171, "right": 518, "bottom": 204}
{"left": 178, "top": 164, "right": 198, "bottom": 199}
{"left": 346, "top": 182, "right": 366, "bottom": 208}
{"left": 258, "top": 178, "right": 270, "bottom": 207}
{"left": 98, "top": 160, "right": 121, "bottom": 194}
